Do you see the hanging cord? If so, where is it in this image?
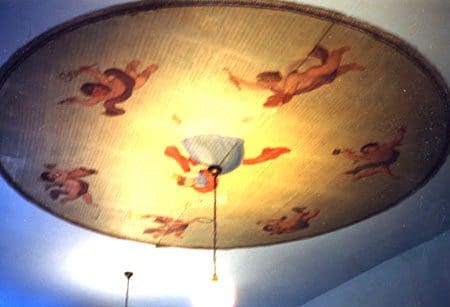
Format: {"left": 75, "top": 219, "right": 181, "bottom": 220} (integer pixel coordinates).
{"left": 208, "top": 165, "right": 222, "bottom": 281}
{"left": 287, "top": 23, "right": 334, "bottom": 73}
{"left": 213, "top": 174, "right": 218, "bottom": 281}
{"left": 124, "top": 271, "right": 133, "bottom": 307}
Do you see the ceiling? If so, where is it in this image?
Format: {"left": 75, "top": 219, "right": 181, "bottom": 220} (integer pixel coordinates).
{"left": 0, "top": 0, "right": 449, "bottom": 306}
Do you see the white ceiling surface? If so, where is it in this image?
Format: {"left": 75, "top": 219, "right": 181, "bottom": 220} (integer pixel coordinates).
{"left": 304, "top": 229, "right": 450, "bottom": 307}
{"left": 0, "top": 1, "right": 449, "bottom": 306}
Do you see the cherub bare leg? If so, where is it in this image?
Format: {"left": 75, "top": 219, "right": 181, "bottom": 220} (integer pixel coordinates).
{"left": 59, "top": 96, "right": 101, "bottom": 106}
{"left": 382, "top": 167, "right": 400, "bottom": 179}
{"left": 336, "top": 63, "right": 365, "bottom": 76}
{"left": 125, "top": 60, "right": 141, "bottom": 78}
{"left": 353, "top": 167, "right": 384, "bottom": 180}
{"left": 302, "top": 209, "right": 320, "bottom": 221}
{"left": 125, "top": 60, "right": 159, "bottom": 89}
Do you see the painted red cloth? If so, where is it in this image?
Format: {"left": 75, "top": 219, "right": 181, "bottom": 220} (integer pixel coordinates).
{"left": 164, "top": 146, "right": 191, "bottom": 172}
{"left": 193, "top": 170, "right": 216, "bottom": 193}
{"left": 243, "top": 147, "right": 291, "bottom": 165}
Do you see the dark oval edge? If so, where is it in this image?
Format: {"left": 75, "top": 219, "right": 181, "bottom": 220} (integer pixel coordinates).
{"left": 0, "top": 0, "right": 448, "bottom": 250}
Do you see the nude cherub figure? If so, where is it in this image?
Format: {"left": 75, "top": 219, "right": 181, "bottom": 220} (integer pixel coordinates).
{"left": 59, "top": 60, "right": 158, "bottom": 116}
{"left": 258, "top": 207, "right": 320, "bottom": 235}
{"left": 225, "top": 45, "right": 365, "bottom": 107}
{"left": 333, "top": 127, "right": 406, "bottom": 180}
{"left": 141, "top": 214, "right": 205, "bottom": 239}
{"left": 40, "top": 164, "right": 98, "bottom": 205}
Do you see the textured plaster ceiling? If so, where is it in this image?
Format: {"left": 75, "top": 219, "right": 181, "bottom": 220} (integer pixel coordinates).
{"left": 0, "top": 1, "right": 448, "bottom": 249}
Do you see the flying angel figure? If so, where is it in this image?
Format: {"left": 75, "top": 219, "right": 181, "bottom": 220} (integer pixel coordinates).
{"left": 225, "top": 45, "right": 365, "bottom": 107}
{"left": 59, "top": 60, "right": 158, "bottom": 116}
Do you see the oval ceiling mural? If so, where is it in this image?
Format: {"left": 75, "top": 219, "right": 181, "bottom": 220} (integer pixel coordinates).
{"left": 0, "top": 1, "right": 448, "bottom": 248}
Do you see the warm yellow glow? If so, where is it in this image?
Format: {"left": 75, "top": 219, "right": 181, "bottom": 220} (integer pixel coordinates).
{"left": 189, "top": 277, "right": 236, "bottom": 307}
{"left": 64, "top": 236, "right": 234, "bottom": 300}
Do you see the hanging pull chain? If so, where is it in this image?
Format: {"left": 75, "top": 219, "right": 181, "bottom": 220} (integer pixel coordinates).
{"left": 208, "top": 165, "right": 222, "bottom": 282}
{"left": 212, "top": 174, "right": 218, "bottom": 281}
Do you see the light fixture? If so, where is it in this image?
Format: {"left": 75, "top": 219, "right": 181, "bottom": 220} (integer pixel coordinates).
{"left": 124, "top": 271, "right": 133, "bottom": 307}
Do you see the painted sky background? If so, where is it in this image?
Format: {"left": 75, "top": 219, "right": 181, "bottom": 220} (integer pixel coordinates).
{"left": 0, "top": 1, "right": 449, "bottom": 306}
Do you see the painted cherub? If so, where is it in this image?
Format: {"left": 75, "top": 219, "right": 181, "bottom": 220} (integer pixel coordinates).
{"left": 165, "top": 135, "right": 290, "bottom": 193}
{"left": 40, "top": 164, "right": 98, "bottom": 205}
{"left": 225, "top": 45, "right": 364, "bottom": 107}
{"left": 59, "top": 60, "right": 158, "bottom": 116}
{"left": 333, "top": 127, "right": 406, "bottom": 180}
{"left": 258, "top": 207, "right": 320, "bottom": 235}
{"left": 141, "top": 214, "right": 205, "bottom": 239}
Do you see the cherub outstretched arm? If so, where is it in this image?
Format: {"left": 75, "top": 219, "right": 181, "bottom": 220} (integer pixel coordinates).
{"left": 224, "top": 68, "right": 272, "bottom": 91}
